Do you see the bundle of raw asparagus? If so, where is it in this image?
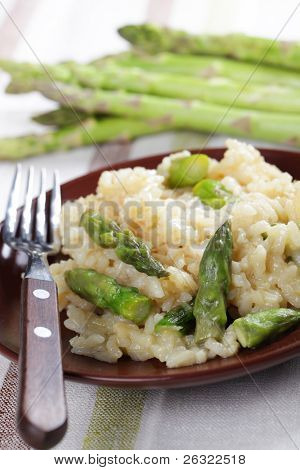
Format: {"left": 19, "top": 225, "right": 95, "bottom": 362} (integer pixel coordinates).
{"left": 2, "top": 23, "right": 300, "bottom": 160}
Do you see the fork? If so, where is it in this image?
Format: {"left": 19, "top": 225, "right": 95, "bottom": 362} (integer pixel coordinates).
{"left": 3, "top": 165, "right": 67, "bottom": 449}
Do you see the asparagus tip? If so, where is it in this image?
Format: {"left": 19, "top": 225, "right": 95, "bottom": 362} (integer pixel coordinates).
{"left": 118, "top": 24, "right": 163, "bottom": 53}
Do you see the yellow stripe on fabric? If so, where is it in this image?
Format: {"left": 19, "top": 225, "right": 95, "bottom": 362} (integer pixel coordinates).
{"left": 82, "top": 387, "right": 147, "bottom": 450}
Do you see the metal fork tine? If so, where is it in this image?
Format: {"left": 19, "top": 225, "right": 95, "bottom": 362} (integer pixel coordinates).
{"left": 20, "top": 166, "right": 34, "bottom": 241}
{"left": 49, "top": 170, "right": 61, "bottom": 248}
{"left": 3, "top": 164, "right": 22, "bottom": 243}
{"left": 35, "top": 168, "right": 47, "bottom": 244}
{"left": 4, "top": 166, "right": 61, "bottom": 256}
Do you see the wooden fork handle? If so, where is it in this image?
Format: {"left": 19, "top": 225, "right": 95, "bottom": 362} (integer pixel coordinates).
{"left": 18, "top": 277, "right": 67, "bottom": 449}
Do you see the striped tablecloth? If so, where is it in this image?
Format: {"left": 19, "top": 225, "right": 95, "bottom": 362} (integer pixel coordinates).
{"left": 1, "top": 0, "right": 300, "bottom": 451}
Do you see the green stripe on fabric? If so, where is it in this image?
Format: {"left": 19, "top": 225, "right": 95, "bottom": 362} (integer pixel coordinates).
{"left": 82, "top": 387, "right": 147, "bottom": 450}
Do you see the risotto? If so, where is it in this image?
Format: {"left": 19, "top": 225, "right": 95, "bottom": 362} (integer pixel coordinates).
{"left": 50, "top": 139, "right": 300, "bottom": 368}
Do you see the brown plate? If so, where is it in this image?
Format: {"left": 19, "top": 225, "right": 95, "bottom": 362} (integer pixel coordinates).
{"left": 1, "top": 147, "right": 300, "bottom": 389}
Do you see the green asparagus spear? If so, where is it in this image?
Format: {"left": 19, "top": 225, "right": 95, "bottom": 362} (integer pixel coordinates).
{"left": 193, "top": 178, "right": 233, "bottom": 209}
{"left": 0, "top": 60, "right": 74, "bottom": 95}
{"left": 33, "top": 81, "right": 300, "bottom": 147}
{"left": 65, "top": 268, "right": 152, "bottom": 325}
{"left": 118, "top": 24, "right": 300, "bottom": 71}
{"left": 92, "top": 52, "right": 300, "bottom": 89}
{"left": 0, "top": 59, "right": 73, "bottom": 82}
{"left": 233, "top": 308, "right": 300, "bottom": 348}
{"left": 155, "top": 301, "right": 195, "bottom": 335}
{"left": 80, "top": 210, "right": 120, "bottom": 247}
{"left": 5, "top": 60, "right": 300, "bottom": 114}
{"left": 168, "top": 154, "right": 209, "bottom": 188}
{"left": 68, "top": 63, "right": 300, "bottom": 114}
{"left": 194, "top": 220, "right": 233, "bottom": 343}
{"left": 32, "top": 107, "right": 90, "bottom": 126}
{"left": 80, "top": 210, "right": 169, "bottom": 278}
{"left": 0, "top": 117, "right": 172, "bottom": 160}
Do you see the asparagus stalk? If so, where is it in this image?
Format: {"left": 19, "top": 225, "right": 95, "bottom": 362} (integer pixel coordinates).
{"left": 65, "top": 268, "right": 152, "bottom": 325}
{"left": 92, "top": 52, "right": 300, "bottom": 89}
{"left": 118, "top": 24, "right": 300, "bottom": 71}
{"left": 193, "top": 221, "right": 232, "bottom": 343}
{"left": 0, "top": 60, "right": 74, "bottom": 94}
{"left": 5, "top": 60, "right": 300, "bottom": 114}
{"left": 80, "top": 210, "right": 169, "bottom": 278}
{"left": 0, "top": 116, "right": 173, "bottom": 160}
{"left": 193, "top": 178, "right": 234, "bottom": 209}
{"left": 167, "top": 154, "right": 209, "bottom": 188}
{"left": 30, "top": 80, "right": 300, "bottom": 147}
{"left": 155, "top": 301, "right": 195, "bottom": 335}
{"left": 233, "top": 308, "right": 300, "bottom": 348}
{"left": 70, "top": 63, "right": 300, "bottom": 114}
{"left": 32, "top": 107, "right": 90, "bottom": 126}
{"left": 0, "top": 59, "right": 72, "bottom": 80}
